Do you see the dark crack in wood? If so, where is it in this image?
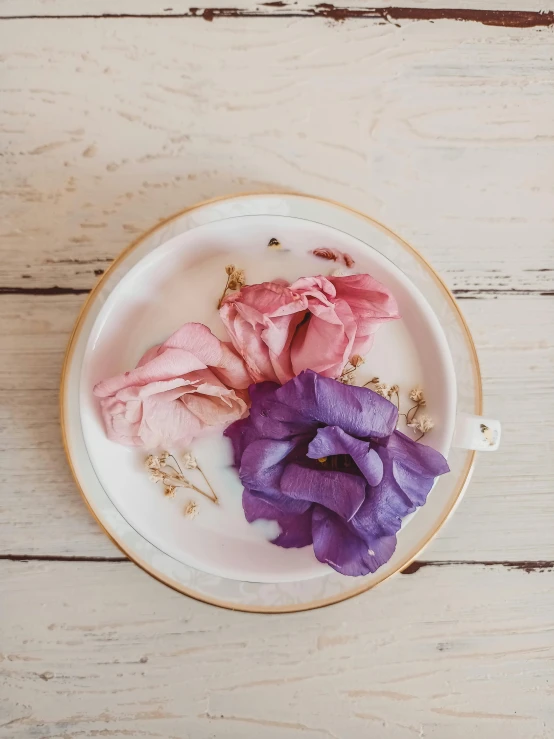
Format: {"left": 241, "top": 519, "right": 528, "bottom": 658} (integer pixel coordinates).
{"left": 0, "top": 7, "right": 553, "bottom": 27}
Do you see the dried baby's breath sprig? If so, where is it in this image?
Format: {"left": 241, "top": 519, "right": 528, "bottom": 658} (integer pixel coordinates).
{"left": 181, "top": 451, "right": 218, "bottom": 502}
{"left": 408, "top": 413, "right": 435, "bottom": 441}
{"left": 402, "top": 386, "right": 427, "bottom": 431}
{"left": 145, "top": 454, "right": 161, "bottom": 471}
{"left": 145, "top": 450, "right": 218, "bottom": 505}
{"left": 182, "top": 452, "right": 198, "bottom": 470}
{"left": 409, "top": 386, "right": 425, "bottom": 404}
{"left": 339, "top": 355, "right": 365, "bottom": 384}
{"left": 218, "top": 264, "right": 246, "bottom": 308}
{"left": 363, "top": 378, "right": 433, "bottom": 440}
{"left": 184, "top": 500, "right": 199, "bottom": 519}
{"left": 370, "top": 382, "right": 400, "bottom": 410}
{"left": 363, "top": 376, "right": 381, "bottom": 388}
{"left": 374, "top": 382, "right": 392, "bottom": 398}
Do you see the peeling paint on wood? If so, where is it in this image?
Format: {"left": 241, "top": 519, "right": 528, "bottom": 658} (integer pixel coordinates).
{"left": 2, "top": 5, "right": 554, "bottom": 26}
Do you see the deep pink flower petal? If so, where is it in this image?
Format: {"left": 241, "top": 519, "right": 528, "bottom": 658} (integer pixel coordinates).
{"left": 219, "top": 282, "right": 306, "bottom": 383}
{"left": 312, "top": 506, "right": 397, "bottom": 576}
{"left": 280, "top": 463, "right": 366, "bottom": 521}
{"left": 219, "top": 273, "right": 399, "bottom": 384}
{"left": 275, "top": 370, "right": 398, "bottom": 438}
{"left": 329, "top": 273, "right": 400, "bottom": 358}
{"left": 242, "top": 489, "right": 313, "bottom": 548}
{"left": 307, "top": 426, "right": 384, "bottom": 486}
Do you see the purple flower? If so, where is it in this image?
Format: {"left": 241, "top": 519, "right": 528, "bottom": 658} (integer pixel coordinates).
{"left": 225, "top": 370, "right": 449, "bottom": 577}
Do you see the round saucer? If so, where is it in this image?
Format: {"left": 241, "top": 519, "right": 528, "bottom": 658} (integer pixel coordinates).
{"left": 61, "top": 193, "right": 481, "bottom": 612}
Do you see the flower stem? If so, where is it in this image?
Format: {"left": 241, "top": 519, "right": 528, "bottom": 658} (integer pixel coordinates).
{"left": 197, "top": 468, "right": 218, "bottom": 504}
{"left": 188, "top": 482, "right": 219, "bottom": 504}
{"left": 167, "top": 453, "right": 185, "bottom": 476}
{"left": 167, "top": 453, "right": 218, "bottom": 505}
{"left": 406, "top": 404, "right": 420, "bottom": 424}
{"left": 217, "top": 275, "right": 231, "bottom": 309}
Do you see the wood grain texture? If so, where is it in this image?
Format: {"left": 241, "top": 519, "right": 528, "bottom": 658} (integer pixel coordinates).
{"left": 1, "top": 293, "right": 552, "bottom": 559}
{"left": 1, "top": 11, "right": 554, "bottom": 736}
{"left": 2, "top": 560, "right": 554, "bottom": 738}
{"left": 0, "top": 19, "right": 553, "bottom": 296}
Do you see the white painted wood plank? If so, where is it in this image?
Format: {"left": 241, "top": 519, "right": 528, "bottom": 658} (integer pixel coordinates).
{"left": 2, "top": 560, "right": 554, "bottom": 738}
{"left": 0, "top": 19, "right": 553, "bottom": 294}
{"left": 2, "top": 0, "right": 554, "bottom": 16}
{"left": 1, "top": 294, "right": 552, "bottom": 559}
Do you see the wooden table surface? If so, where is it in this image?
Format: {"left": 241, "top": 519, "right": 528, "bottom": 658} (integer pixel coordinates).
{"left": 2, "top": 2, "right": 554, "bottom": 737}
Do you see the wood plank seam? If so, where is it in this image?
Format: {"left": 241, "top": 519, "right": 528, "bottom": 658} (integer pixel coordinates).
{"left": 2, "top": 286, "right": 552, "bottom": 298}
{"left": 1, "top": 555, "right": 553, "bottom": 571}
{"left": 0, "top": 6, "right": 553, "bottom": 26}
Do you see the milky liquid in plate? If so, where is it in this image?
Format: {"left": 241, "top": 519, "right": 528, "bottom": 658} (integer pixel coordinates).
{"left": 80, "top": 215, "right": 456, "bottom": 583}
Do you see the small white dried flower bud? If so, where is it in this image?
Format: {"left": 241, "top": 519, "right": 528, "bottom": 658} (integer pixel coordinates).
{"left": 145, "top": 454, "right": 160, "bottom": 470}
{"left": 409, "top": 387, "right": 425, "bottom": 403}
{"left": 390, "top": 384, "right": 399, "bottom": 394}
{"left": 228, "top": 268, "right": 245, "bottom": 291}
{"left": 184, "top": 500, "right": 199, "bottom": 519}
{"left": 149, "top": 469, "right": 164, "bottom": 482}
{"left": 182, "top": 452, "right": 198, "bottom": 470}
{"left": 159, "top": 451, "right": 169, "bottom": 466}
{"left": 225, "top": 264, "right": 235, "bottom": 276}
{"left": 408, "top": 414, "right": 434, "bottom": 434}
{"left": 164, "top": 485, "right": 177, "bottom": 498}
{"left": 417, "top": 415, "right": 434, "bottom": 433}
{"left": 374, "top": 383, "right": 391, "bottom": 398}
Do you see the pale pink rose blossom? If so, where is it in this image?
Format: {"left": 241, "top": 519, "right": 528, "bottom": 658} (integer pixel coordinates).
{"left": 93, "top": 323, "right": 252, "bottom": 447}
{"left": 219, "top": 273, "right": 400, "bottom": 383}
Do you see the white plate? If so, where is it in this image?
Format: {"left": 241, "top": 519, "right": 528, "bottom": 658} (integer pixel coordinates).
{"left": 62, "top": 193, "right": 481, "bottom": 612}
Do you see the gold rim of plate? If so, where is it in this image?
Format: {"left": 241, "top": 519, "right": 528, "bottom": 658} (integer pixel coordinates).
{"left": 60, "top": 192, "right": 482, "bottom": 613}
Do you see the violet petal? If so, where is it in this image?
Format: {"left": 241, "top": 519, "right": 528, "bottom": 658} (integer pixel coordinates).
{"left": 239, "top": 438, "right": 298, "bottom": 497}
{"left": 243, "top": 488, "right": 313, "bottom": 548}
{"left": 249, "top": 380, "right": 318, "bottom": 440}
{"left": 280, "top": 463, "right": 366, "bottom": 521}
{"left": 388, "top": 431, "right": 450, "bottom": 507}
{"left": 245, "top": 486, "right": 312, "bottom": 515}
{"left": 312, "top": 506, "right": 397, "bottom": 576}
{"left": 349, "top": 466, "right": 413, "bottom": 544}
{"left": 350, "top": 432, "right": 449, "bottom": 542}
{"left": 307, "top": 426, "right": 384, "bottom": 486}
{"left": 224, "top": 417, "right": 260, "bottom": 467}
{"left": 275, "top": 370, "right": 398, "bottom": 438}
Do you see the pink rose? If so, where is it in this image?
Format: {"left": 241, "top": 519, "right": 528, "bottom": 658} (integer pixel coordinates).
{"left": 219, "top": 273, "right": 400, "bottom": 383}
{"left": 93, "top": 323, "right": 252, "bottom": 447}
